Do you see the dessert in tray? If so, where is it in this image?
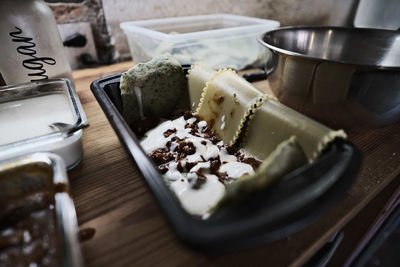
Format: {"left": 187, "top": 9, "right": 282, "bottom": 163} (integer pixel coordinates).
{"left": 120, "top": 54, "right": 346, "bottom": 218}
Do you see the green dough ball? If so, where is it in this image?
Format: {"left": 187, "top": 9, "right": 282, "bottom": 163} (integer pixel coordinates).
{"left": 120, "top": 54, "right": 187, "bottom": 124}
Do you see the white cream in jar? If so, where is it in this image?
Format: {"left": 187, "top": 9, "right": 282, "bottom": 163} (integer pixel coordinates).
{"left": 0, "top": 94, "right": 75, "bottom": 145}
{"left": 0, "top": 79, "right": 87, "bottom": 169}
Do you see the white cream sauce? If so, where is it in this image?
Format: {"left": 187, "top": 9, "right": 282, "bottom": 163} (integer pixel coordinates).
{"left": 0, "top": 93, "right": 75, "bottom": 145}
{"left": 140, "top": 115, "right": 256, "bottom": 216}
{"left": 221, "top": 115, "right": 226, "bottom": 130}
{"left": 170, "top": 174, "right": 225, "bottom": 216}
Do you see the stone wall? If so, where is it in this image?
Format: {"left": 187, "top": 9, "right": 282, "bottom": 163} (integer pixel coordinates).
{"left": 47, "top": 0, "right": 113, "bottom": 64}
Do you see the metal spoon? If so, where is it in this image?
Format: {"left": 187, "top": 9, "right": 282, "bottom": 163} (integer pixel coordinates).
{"left": 49, "top": 122, "right": 89, "bottom": 136}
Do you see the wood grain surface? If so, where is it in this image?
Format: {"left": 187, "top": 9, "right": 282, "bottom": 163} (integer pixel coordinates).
{"left": 69, "top": 62, "right": 400, "bottom": 267}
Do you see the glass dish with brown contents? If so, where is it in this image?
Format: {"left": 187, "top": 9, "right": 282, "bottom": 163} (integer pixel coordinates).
{"left": 0, "top": 152, "right": 82, "bottom": 266}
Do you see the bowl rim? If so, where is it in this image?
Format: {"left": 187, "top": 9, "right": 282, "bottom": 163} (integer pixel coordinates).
{"left": 258, "top": 26, "right": 400, "bottom": 70}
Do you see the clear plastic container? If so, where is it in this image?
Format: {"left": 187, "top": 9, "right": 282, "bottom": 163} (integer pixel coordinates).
{"left": 120, "top": 14, "right": 280, "bottom": 70}
{"left": 0, "top": 79, "right": 87, "bottom": 169}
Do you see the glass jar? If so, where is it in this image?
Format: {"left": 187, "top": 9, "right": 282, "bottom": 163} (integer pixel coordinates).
{"left": 0, "top": 0, "right": 73, "bottom": 85}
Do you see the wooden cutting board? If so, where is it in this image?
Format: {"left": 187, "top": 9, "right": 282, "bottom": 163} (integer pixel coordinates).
{"left": 69, "top": 62, "right": 400, "bottom": 267}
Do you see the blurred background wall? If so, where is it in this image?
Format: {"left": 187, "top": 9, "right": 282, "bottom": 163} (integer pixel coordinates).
{"left": 46, "top": 0, "right": 356, "bottom": 69}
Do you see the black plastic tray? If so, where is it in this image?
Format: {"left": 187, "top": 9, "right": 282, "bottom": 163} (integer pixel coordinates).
{"left": 90, "top": 71, "right": 362, "bottom": 252}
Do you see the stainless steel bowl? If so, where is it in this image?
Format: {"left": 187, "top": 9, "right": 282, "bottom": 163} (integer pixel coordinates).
{"left": 258, "top": 26, "right": 400, "bottom": 130}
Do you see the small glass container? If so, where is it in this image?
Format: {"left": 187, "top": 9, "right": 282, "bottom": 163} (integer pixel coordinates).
{"left": 0, "top": 152, "right": 83, "bottom": 267}
{"left": 0, "top": 79, "right": 87, "bottom": 169}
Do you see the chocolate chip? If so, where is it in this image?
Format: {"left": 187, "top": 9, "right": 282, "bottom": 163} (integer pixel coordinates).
{"left": 183, "top": 111, "right": 192, "bottom": 120}
{"left": 210, "top": 157, "right": 221, "bottom": 173}
{"left": 163, "top": 128, "right": 176, "bottom": 137}
{"left": 79, "top": 228, "right": 96, "bottom": 242}
{"left": 150, "top": 149, "right": 174, "bottom": 165}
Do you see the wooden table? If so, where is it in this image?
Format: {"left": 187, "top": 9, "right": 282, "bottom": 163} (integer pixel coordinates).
{"left": 69, "top": 62, "right": 400, "bottom": 267}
